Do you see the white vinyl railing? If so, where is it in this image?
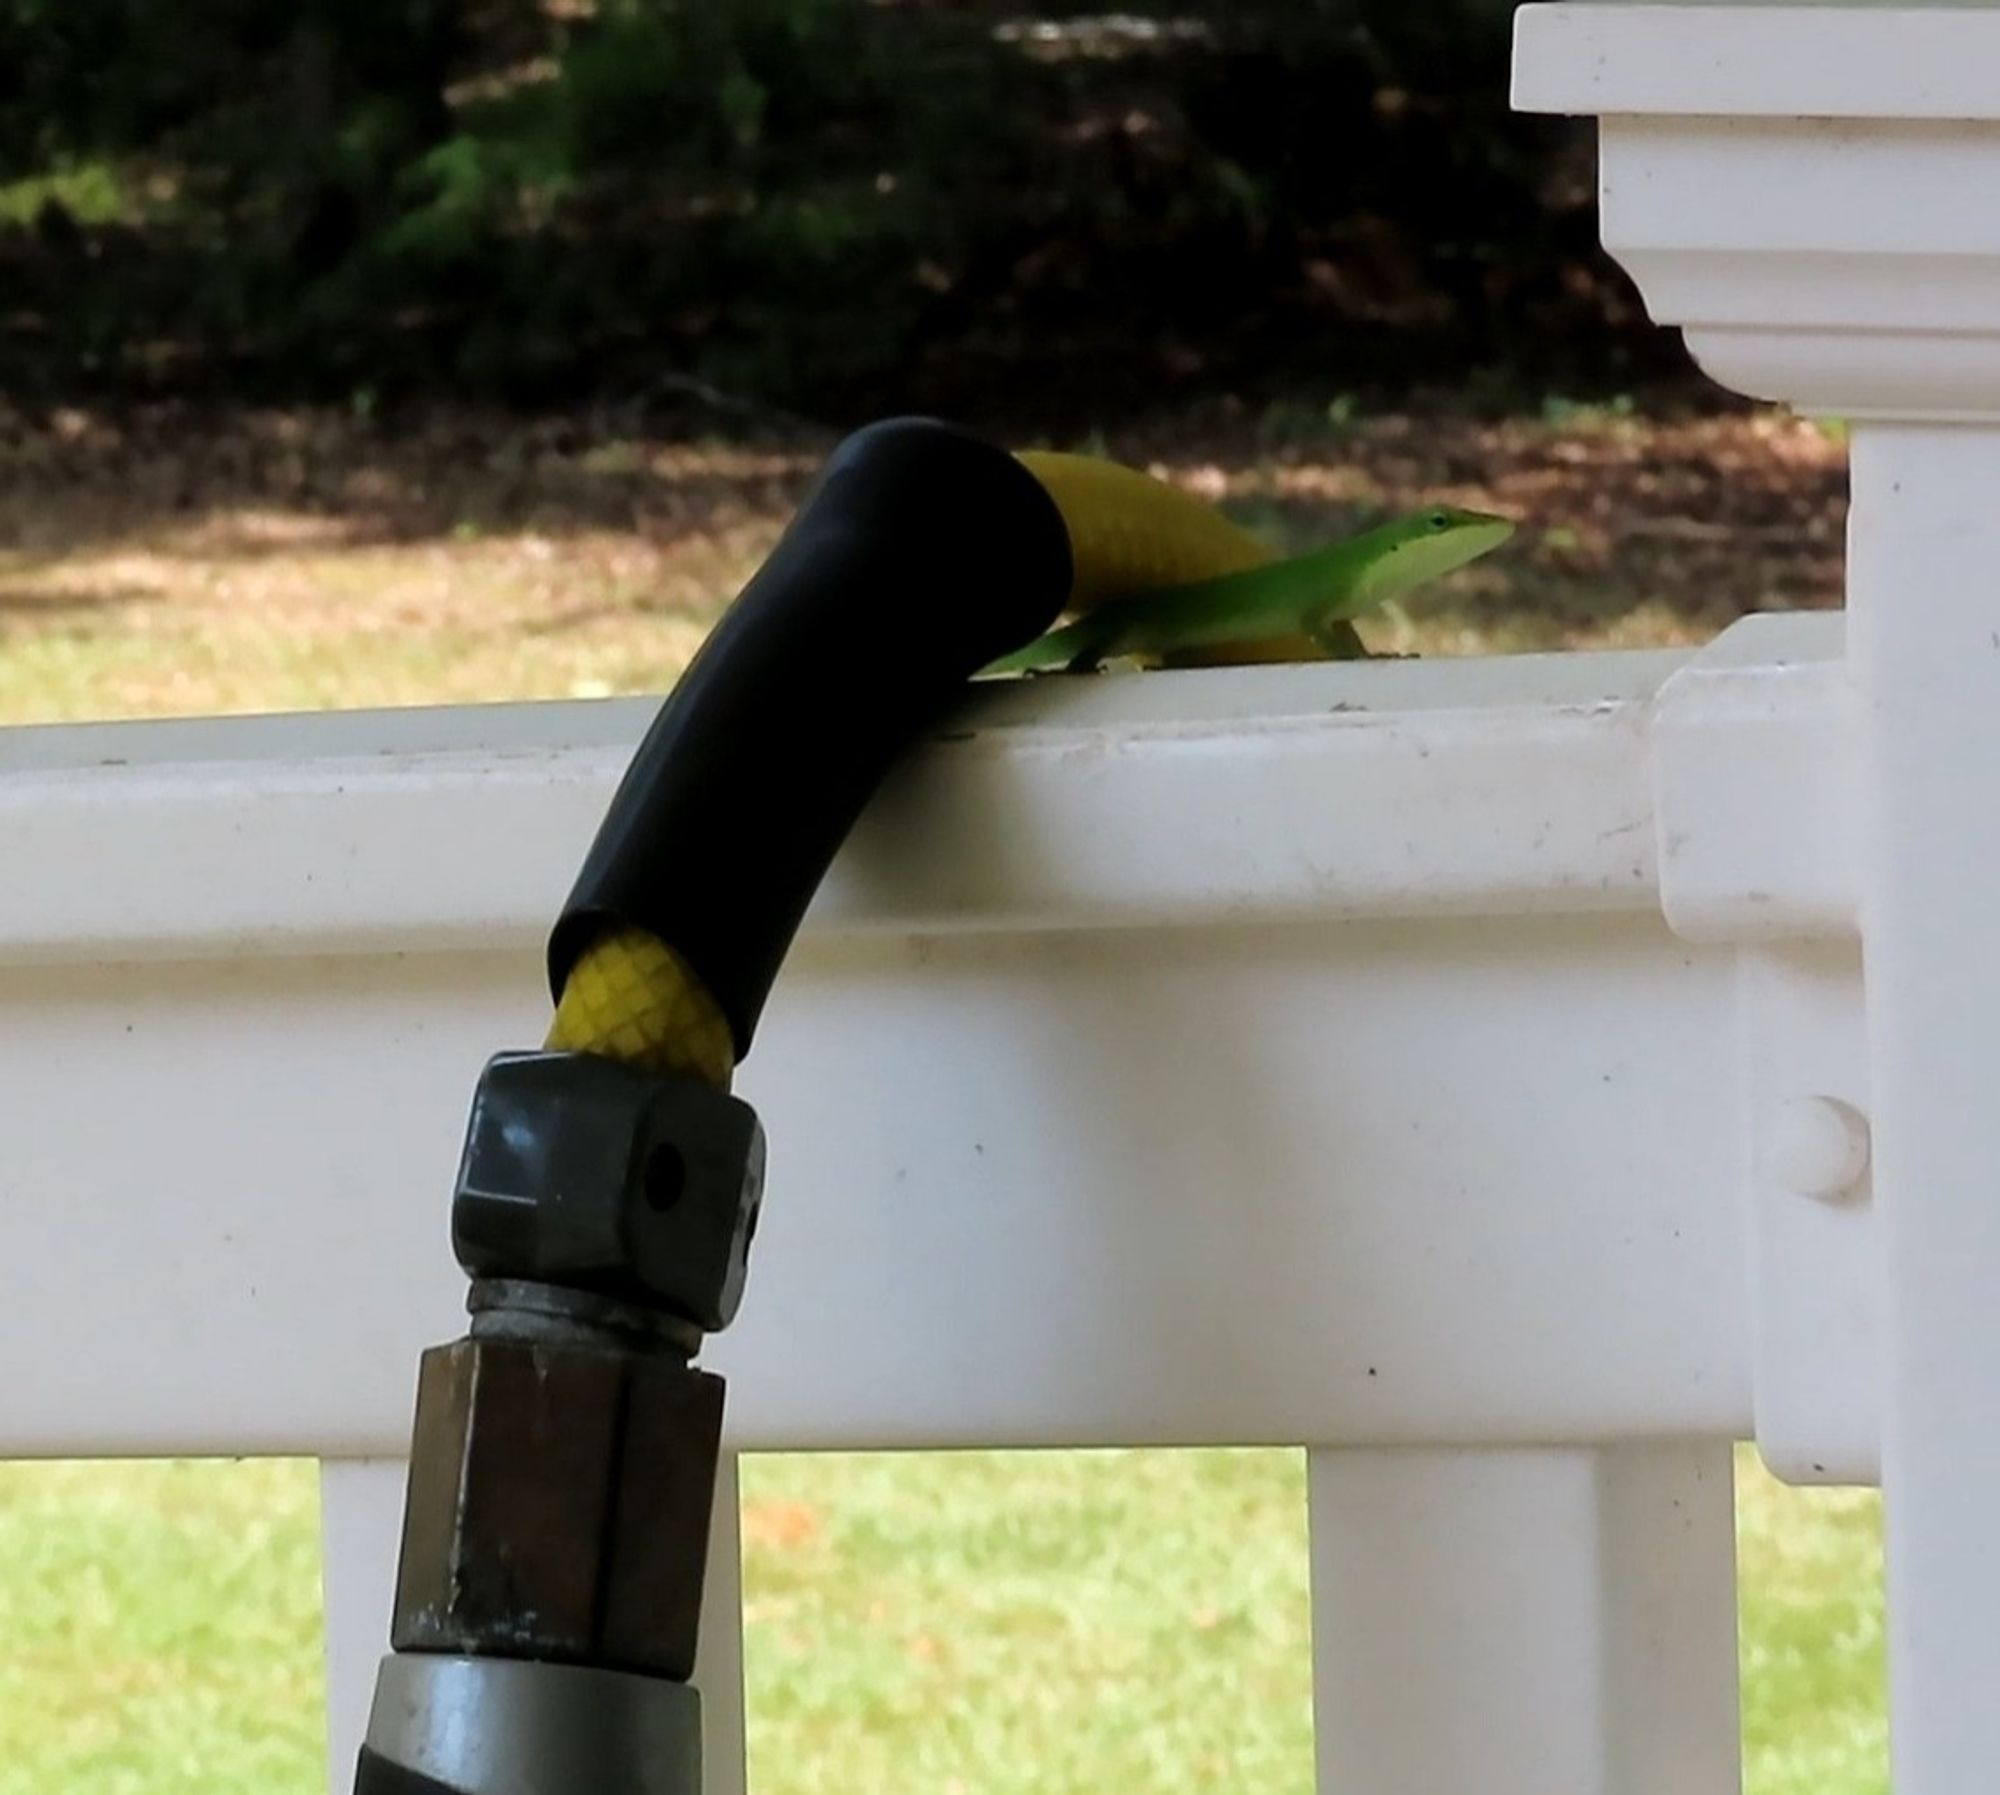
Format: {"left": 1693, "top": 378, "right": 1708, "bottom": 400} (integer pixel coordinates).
{"left": 7, "top": 5, "right": 2000, "bottom": 1792}
{"left": 0, "top": 614, "right": 1832, "bottom": 1795}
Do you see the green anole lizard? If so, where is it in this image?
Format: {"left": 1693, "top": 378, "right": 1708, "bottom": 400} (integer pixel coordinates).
{"left": 984, "top": 505, "right": 1514, "bottom": 674}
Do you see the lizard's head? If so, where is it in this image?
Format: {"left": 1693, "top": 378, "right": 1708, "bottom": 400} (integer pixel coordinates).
{"left": 1355, "top": 505, "right": 1515, "bottom": 606}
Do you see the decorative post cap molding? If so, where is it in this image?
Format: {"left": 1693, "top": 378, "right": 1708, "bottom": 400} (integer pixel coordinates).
{"left": 1514, "top": 4, "right": 2000, "bottom": 124}
{"left": 1514, "top": 4, "right": 2000, "bottom": 419}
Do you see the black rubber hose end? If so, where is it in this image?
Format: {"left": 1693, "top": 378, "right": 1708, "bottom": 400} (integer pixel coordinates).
{"left": 549, "top": 417, "right": 1072, "bottom": 1059}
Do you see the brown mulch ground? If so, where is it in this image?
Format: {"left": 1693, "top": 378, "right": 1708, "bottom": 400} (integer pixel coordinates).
{"left": 0, "top": 392, "right": 1847, "bottom": 722}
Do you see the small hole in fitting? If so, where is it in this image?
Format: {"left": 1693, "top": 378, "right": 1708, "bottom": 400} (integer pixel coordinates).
{"left": 645, "top": 1144, "right": 687, "bottom": 1212}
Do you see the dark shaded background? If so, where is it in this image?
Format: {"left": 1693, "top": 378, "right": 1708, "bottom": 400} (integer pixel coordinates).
{"left": 0, "top": 0, "right": 1683, "bottom": 429}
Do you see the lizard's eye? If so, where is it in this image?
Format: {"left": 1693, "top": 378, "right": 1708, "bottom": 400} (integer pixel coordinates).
{"left": 1427, "top": 510, "right": 1450, "bottom": 529}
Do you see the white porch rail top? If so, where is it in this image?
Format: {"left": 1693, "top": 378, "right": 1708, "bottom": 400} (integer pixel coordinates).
{"left": 0, "top": 642, "right": 1695, "bottom": 964}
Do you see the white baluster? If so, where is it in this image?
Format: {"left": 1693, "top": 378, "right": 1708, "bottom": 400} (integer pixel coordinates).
{"left": 318, "top": 1459, "right": 407, "bottom": 1795}
{"left": 1308, "top": 1443, "right": 1740, "bottom": 1795}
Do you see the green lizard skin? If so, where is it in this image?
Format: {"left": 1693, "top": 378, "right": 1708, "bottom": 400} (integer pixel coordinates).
{"left": 985, "top": 506, "right": 1514, "bottom": 675}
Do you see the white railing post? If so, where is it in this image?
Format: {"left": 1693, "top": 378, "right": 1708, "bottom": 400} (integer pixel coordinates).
{"left": 1515, "top": 7, "right": 2000, "bottom": 1787}
{"left": 1845, "top": 424, "right": 2000, "bottom": 1785}
{"left": 1308, "top": 1444, "right": 1740, "bottom": 1795}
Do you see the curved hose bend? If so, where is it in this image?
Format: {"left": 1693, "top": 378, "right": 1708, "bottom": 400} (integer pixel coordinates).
{"left": 547, "top": 426, "right": 1284, "bottom": 1080}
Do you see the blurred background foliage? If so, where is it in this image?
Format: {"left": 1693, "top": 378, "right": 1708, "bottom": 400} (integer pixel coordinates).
{"left": 0, "top": 0, "right": 1665, "bottom": 426}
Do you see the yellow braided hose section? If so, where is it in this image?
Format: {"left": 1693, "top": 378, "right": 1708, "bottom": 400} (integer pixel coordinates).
{"left": 1014, "top": 449, "right": 1356, "bottom": 664}
{"left": 548, "top": 451, "right": 1360, "bottom": 1061}
{"left": 546, "top": 926, "right": 734, "bottom": 1088}
{"left": 1013, "top": 451, "right": 1269, "bottom": 606}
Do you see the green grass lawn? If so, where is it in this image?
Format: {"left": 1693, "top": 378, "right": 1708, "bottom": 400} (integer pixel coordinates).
{"left": 0, "top": 1448, "right": 1883, "bottom": 1795}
